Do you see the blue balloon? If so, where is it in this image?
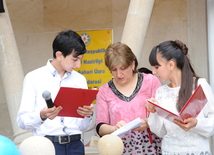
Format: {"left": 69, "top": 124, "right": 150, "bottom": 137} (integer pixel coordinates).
{"left": 0, "top": 135, "right": 20, "bottom": 155}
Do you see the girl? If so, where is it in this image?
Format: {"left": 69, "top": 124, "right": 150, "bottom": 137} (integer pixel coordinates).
{"left": 146, "top": 40, "right": 214, "bottom": 155}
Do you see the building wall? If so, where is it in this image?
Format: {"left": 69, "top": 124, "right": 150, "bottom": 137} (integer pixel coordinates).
{"left": 140, "top": 0, "right": 208, "bottom": 80}
{"left": 0, "top": 0, "right": 208, "bottom": 142}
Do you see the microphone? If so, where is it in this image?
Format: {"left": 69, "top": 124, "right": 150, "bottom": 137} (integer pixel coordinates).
{"left": 42, "top": 90, "right": 54, "bottom": 108}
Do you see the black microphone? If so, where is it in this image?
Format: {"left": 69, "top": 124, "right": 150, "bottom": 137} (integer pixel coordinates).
{"left": 42, "top": 90, "right": 54, "bottom": 108}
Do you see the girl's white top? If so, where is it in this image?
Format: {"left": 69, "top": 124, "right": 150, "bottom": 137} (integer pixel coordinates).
{"left": 148, "top": 78, "right": 214, "bottom": 155}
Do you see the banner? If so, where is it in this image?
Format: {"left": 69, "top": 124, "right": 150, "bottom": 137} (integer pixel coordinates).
{"left": 76, "top": 29, "right": 113, "bottom": 93}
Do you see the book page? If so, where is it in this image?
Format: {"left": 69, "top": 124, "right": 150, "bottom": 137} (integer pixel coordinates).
{"left": 111, "top": 117, "right": 142, "bottom": 138}
{"left": 147, "top": 100, "right": 183, "bottom": 123}
{"left": 147, "top": 84, "right": 208, "bottom": 123}
{"left": 179, "top": 85, "right": 208, "bottom": 120}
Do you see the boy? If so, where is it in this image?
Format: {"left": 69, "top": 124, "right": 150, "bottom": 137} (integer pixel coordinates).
{"left": 17, "top": 30, "right": 94, "bottom": 155}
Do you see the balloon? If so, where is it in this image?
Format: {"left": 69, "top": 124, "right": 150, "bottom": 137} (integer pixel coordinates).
{"left": 19, "top": 136, "right": 55, "bottom": 155}
{"left": 0, "top": 135, "right": 20, "bottom": 155}
{"left": 98, "top": 134, "right": 124, "bottom": 155}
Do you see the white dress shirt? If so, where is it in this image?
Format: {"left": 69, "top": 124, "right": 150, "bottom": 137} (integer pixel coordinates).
{"left": 17, "top": 60, "right": 92, "bottom": 136}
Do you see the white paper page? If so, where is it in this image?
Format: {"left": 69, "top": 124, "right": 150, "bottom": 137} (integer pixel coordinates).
{"left": 111, "top": 117, "right": 142, "bottom": 138}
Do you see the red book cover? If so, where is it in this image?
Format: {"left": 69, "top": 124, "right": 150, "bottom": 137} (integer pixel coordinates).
{"left": 147, "top": 84, "right": 207, "bottom": 123}
{"left": 53, "top": 87, "right": 99, "bottom": 118}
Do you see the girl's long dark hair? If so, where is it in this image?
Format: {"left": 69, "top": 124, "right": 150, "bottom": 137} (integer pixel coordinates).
{"left": 149, "top": 40, "right": 199, "bottom": 112}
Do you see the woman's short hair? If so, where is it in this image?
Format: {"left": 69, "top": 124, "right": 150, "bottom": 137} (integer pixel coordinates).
{"left": 105, "top": 42, "right": 138, "bottom": 73}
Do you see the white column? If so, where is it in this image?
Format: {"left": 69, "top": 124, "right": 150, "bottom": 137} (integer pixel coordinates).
{"left": 121, "top": 0, "right": 155, "bottom": 61}
{"left": 0, "top": 0, "right": 32, "bottom": 145}
{"left": 207, "top": 0, "right": 214, "bottom": 154}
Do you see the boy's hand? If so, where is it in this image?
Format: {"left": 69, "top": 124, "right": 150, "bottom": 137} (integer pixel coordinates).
{"left": 40, "top": 106, "right": 62, "bottom": 120}
{"left": 77, "top": 104, "right": 94, "bottom": 117}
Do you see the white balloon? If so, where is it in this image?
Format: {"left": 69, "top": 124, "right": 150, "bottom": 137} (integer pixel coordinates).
{"left": 19, "top": 136, "right": 55, "bottom": 155}
{"left": 98, "top": 135, "right": 124, "bottom": 155}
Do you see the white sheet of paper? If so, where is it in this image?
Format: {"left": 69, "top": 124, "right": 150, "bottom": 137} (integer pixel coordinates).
{"left": 111, "top": 117, "right": 142, "bottom": 138}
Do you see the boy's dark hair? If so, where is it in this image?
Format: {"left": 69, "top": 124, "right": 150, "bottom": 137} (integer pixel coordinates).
{"left": 52, "top": 30, "right": 86, "bottom": 58}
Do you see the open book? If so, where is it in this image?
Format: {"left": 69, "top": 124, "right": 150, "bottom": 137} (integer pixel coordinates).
{"left": 54, "top": 87, "right": 99, "bottom": 118}
{"left": 147, "top": 84, "right": 207, "bottom": 123}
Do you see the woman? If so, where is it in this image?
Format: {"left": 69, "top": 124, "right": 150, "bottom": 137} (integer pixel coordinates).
{"left": 146, "top": 40, "right": 214, "bottom": 155}
{"left": 96, "top": 42, "right": 162, "bottom": 154}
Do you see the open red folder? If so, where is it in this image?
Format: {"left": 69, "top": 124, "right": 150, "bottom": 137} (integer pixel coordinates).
{"left": 53, "top": 87, "right": 99, "bottom": 118}
{"left": 147, "top": 84, "right": 207, "bottom": 123}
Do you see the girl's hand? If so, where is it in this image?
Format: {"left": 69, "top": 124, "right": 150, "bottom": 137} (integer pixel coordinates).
{"left": 146, "top": 97, "right": 157, "bottom": 113}
{"left": 173, "top": 118, "right": 198, "bottom": 131}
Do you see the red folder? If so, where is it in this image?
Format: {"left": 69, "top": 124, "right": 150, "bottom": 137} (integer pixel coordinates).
{"left": 53, "top": 87, "right": 99, "bottom": 118}
{"left": 147, "top": 84, "right": 207, "bottom": 123}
